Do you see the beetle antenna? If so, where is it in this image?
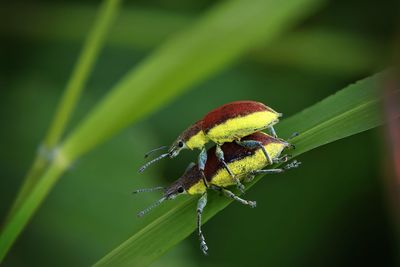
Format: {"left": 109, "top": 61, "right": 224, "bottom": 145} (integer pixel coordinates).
{"left": 132, "top": 186, "right": 165, "bottom": 194}
{"left": 144, "top": 146, "right": 168, "bottom": 158}
{"left": 138, "top": 153, "right": 169, "bottom": 173}
{"left": 137, "top": 196, "right": 167, "bottom": 217}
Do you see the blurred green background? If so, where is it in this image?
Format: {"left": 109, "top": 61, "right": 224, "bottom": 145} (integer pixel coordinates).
{"left": 0, "top": 0, "right": 398, "bottom": 266}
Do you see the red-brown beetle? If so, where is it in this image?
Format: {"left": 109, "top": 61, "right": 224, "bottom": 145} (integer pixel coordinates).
{"left": 134, "top": 132, "right": 300, "bottom": 255}
{"left": 139, "top": 101, "right": 282, "bottom": 192}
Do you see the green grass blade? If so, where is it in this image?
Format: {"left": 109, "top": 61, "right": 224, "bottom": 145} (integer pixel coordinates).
{"left": 6, "top": 0, "right": 121, "bottom": 218}
{"left": 253, "top": 28, "right": 384, "bottom": 74}
{"left": 0, "top": 164, "right": 66, "bottom": 262}
{"left": 43, "top": 0, "right": 122, "bottom": 149}
{"left": 276, "top": 70, "right": 389, "bottom": 151}
{"left": 2, "top": 3, "right": 384, "bottom": 74}
{"left": 93, "top": 71, "right": 400, "bottom": 267}
{"left": 0, "top": 3, "right": 189, "bottom": 50}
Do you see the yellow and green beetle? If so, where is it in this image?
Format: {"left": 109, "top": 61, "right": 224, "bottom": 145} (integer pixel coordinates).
{"left": 134, "top": 132, "right": 300, "bottom": 255}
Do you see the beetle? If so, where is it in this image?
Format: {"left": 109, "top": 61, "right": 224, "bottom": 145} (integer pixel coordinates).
{"left": 134, "top": 132, "right": 300, "bottom": 255}
{"left": 139, "top": 101, "right": 282, "bottom": 192}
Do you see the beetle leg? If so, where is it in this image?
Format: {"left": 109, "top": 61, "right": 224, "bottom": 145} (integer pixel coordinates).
{"left": 197, "top": 193, "right": 208, "bottom": 255}
{"left": 250, "top": 160, "right": 302, "bottom": 175}
{"left": 244, "top": 174, "right": 255, "bottom": 183}
{"left": 273, "top": 154, "right": 291, "bottom": 164}
{"left": 235, "top": 140, "right": 273, "bottom": 165}
{"left": 211, "top": 186, "right": 256, "bottom": 208}
{"left": 268, "top": 126, "right": 278, "bottom": 138}
{"left": 215, "top": 145, "right": 245, "bottom": 193}
{"left": 184, "top": 162, "right": 196, "bottom": 173}
{"left": 250, "top": 169, "right": 284, "bottom": 175}
{"left": 198, "top": 147, "right": 209, "bottom": 187}
{"left": 288, "top": 132, "right": 299, "bottom": 140}
{"left": 283, "top": 133, "right": 299, "bottom": 150}
{"left": 198, "top": 147, "right": 207, "bottom": 171}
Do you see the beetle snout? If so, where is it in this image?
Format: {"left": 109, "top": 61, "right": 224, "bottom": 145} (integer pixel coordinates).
{"left": 168, "top": 148, "right": 178, "bottom": 158}
{"left": 168, "top": 146, "right": 183, "bottom": 158}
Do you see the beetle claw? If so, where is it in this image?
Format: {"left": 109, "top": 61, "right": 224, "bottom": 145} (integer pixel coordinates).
{"left": 284, "top": 160, "right": 301, "bottom": 170}
{"left": 199, "top": 236, "right": 208, "bottom": 255}
{"left": 249, "top": 201, "right": 257, "bottom": 208}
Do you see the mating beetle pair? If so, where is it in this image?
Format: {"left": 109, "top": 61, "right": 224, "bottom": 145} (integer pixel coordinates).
{"left": 135, "top": 101, "right": 300, "bottom": 255}
{"left": 139, "top": 101, "right": 282, "bottom": 192}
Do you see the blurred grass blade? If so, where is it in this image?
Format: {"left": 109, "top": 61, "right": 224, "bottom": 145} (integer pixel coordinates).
{"left": 0, "top": 0, "right": 325, "bottom": 261}
{"left": 253, "top": 28, "right": 385, "bottom": 74}
{"left": 0, "top": 3, "right": 189, "bottom": 50}
{"left": 1, "top": 3, "right": 385, "bottom": 75}
{"left": 93, "top": 71, "right": 400, "bottom": 267}
{"left": 61, "top": 0, "right": 324, "bottom": 161}
{"left": 6, "top": 0, "right": 122, "bottom": 218}
{"left": 43, "top": 0, "right": 122, "bottom": 150}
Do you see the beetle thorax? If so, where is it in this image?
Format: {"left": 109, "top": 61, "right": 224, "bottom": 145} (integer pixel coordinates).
{"left": 166, "top": 164, "right": 205, "bottom": 196}
{"left": 180, "top": 120, "right": 209, "bottom": 150}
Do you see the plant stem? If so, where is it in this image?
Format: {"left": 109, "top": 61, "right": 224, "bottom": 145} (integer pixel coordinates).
{"left": 43, "top": 0, "right": 121, "bottom": 149}
{"left": 6, "top": 0, "right": 121, "bottom": 219}
{"left": 0, "top": 157, "right": 67, "bottom": 261}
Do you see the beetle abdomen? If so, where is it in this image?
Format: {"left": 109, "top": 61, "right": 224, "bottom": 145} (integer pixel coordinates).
{"left": 203, "top": 101, "right": 280, "bottom": 143}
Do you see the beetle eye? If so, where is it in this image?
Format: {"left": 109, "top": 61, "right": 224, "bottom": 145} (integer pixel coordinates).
{"left": 177, "top": 187, "right": 184, "bottom": 193}
{"left": 178, "top": 141, "right": 184, "bottom": 148}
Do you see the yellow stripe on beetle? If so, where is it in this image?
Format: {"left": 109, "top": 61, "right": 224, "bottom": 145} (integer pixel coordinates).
{"left": 207, "top": 111, "right": 280, "bottom": 144}
{"left": 211, "top": 142, "right": 285, "bottom": 187}
{"left": 187, "top": 142, "right": 286, "bottom": 195}
{"left": 187, "top": 180, "right": 207, "bottom": 195}
{"left": 185, "top": 130, "right": 209, "bottom": 150}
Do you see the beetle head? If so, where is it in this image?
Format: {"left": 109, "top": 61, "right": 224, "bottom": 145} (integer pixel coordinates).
{"left": 169, "top": 120, "right": 206, "bottom": 157}
{"left": 168, "top": 138, "right": 188, "bottom": 158}
{"left": 163, "top": 178, "right": 188, "bottom": 199}
{"left": 134, "top": 163, "right": 200, "bottom": 217}
{"left": 137, "top": 138, "right": 187, "bottom": 173}
{"left": 163, "top": 162, "right": 201, "bottom": 198}
{"left": 138, "top": 121, "right": 204, "bottom": 173}
{"left": 133, "top": 182, "right": 187, "bottom": 217}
